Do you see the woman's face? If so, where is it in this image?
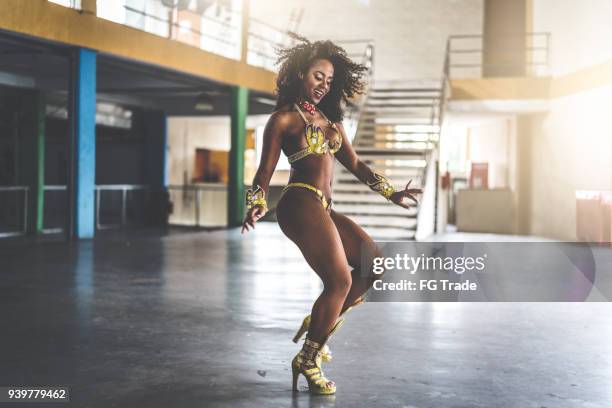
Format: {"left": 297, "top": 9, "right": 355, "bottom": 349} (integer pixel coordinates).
{"left": 301, "top": 58, "right": 334, "bottom": 105}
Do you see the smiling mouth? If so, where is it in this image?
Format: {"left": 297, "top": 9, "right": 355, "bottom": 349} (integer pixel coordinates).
{"left": 314, "top": 90, "right": 325, "bottom": 99}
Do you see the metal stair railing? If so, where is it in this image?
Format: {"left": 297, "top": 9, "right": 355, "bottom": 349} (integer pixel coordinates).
{"left": 445, "top": 33, "right": 551, "bottom": 79}
{"left": 341, "top": 40, "right": 375, "bottom": 142}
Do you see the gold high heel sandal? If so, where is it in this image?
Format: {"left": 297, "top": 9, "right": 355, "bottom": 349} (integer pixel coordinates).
{"left": 292, "top": 296, "right": 366, "bottom": 363}
{"left": 292, "top": 320, "right": 344, "bottom": 394}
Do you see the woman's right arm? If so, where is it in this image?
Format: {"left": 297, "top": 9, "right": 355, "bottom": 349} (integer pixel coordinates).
{"left": 242, "top": 111, "right": 288, "bottom": 233}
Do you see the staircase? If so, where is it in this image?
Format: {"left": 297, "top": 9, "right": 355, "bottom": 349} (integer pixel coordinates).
{"left": 333, "top": 82, "right": 441, "bottom": 240}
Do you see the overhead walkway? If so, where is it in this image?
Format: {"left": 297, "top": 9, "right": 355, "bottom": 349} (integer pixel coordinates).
{"left": 0, "top": 0, "right": 277, "bottom": 94}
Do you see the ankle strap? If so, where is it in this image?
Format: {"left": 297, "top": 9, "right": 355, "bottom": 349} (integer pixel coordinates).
{"left": 304, "top": 338, "right": 322, "bottom": 349}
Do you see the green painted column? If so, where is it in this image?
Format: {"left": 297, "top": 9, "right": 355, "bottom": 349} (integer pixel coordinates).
{"left": 228, "top": 86, "right": 248, "bottom": 227}
{"left": 34, "top": 94, "right": 45, "bottom": 233}
{"left": 17, "top": 90, "right": 45, "bottom": 235}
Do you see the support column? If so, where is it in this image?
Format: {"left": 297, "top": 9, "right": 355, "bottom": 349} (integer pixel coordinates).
{"left": 483, "top": 0, "right": 527, "bottom": 77}
{"left": 143, "top": 110, "right": 168, "bottom": 190}
{"left": 240, "top": 0, "right": 250, "bottom": 62}
{"left": 67, "top": 48, "right": 97, "bottom": 240}
{"left": 17, "top": 90, "right": 45, "bottom": 235}
{"left": 228, "top": 86, "right": 248, "bottom": 227}
{"left": 81, "top": 0, "right": 97, "bottom": 15}
{"left": 143, "top": 110, "right": 169, "bottom": 226}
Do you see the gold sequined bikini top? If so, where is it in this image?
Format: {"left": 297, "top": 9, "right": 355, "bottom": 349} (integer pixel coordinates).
{"left": 287, "top": 103, "right": 342, "bottom": 164}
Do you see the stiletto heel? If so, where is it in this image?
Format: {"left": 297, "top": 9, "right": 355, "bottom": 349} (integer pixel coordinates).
{"left": 292, "top": 315, "right": 310, "bottom": 343}
{"left": 292, "top": 366, "right": 300, "bottom": 391}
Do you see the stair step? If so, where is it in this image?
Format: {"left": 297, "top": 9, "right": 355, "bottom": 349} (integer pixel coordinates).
{"left": 370, "top": 88, "right": 441, "bottom": 93}
{"left": 356, "top": 159, "right": 427, "bottom": 169}
{"left": 364, "top": 106, "right": 434, "bottom": 112}
{"left": 361, "top": 109, "right": 433, "bottom": 115}
{"left": 355, "top": 150, "right": 430, "bottom": 158}
{"left": 368, "top": 95, "right": 441, "bottom": 101}
{"left": 342, "top": 214, "right": 418, "bottom": 228}
{"left": 366, "top": 100, "right": 439, "bottom": 106}
{"left": 335, "top": 176, "right": 423, "bottom": 186}
{"left": 359, "top": 134, "right": 438, "bottom": 141}
{"left": 355, "top": 142, "right": 435, "bottom": 150}
{"left": 362, "top": 112, "right": 434, "bottom": 119}
{"left": 374, "top": 119, "right": 439, "bottom": 126}
{"left": 336, "top": 168, "right": 423, "bottom": 179}
{"left": 333, "top": 182, "right": 422, "bottom": 193}
{"left": 358, "top": 131, "right": 438, "bottom": 137}
{"left": 359, "top": 125, "right": 439, "bottom": 133}
{"left": 359, "top": 121, "right": 438, "bottom": 127}
{"left": 333, "top": 192, "right": 396, "bottom": 203}
{"left": 357, "top": 153, "right": 429, "bottom": 162}
{"left": 333, "top": 203, "right": 418, "bottom": 217}
{"left": 356, "top": 136, "right": 438, "bottom": 144}
{"left": 333, "top": 192, "right": 422, "bottom": 204}
{"left": 361, "top": 226, "right": 416, "bottom": 240}
{"left": 360, "top": 119, "right": 438, "bottom": 124}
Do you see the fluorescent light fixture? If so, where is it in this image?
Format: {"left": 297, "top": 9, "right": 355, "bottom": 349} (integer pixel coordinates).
{"left": 254, "top": 97, "right": 276, "bottom": 106}
{"left": 194, "top": 93, "right": 214, "bottom": 111}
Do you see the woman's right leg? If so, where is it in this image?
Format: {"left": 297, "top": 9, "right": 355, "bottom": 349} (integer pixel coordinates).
{"left": 330, "top": 209, "right": 383, "bottom": 313}
{"left": 276, "top": 188, "right": 353, "bottom": 344}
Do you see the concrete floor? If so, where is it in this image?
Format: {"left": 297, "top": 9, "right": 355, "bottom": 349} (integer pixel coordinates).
{"left": 1, "top": 223, "right": 611, "bottom": 408}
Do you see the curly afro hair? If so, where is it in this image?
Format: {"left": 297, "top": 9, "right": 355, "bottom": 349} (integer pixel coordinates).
{"left": 275, "top": 36, "right": 368, "bottom": 123}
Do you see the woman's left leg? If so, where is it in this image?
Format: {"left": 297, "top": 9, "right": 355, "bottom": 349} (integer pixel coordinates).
{"left": 329, "top": 210, "right": 382, "bottom": 313}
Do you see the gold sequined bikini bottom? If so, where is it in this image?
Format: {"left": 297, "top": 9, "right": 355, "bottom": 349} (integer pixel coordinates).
{"left": 281, "top": 182, "right": 332, "bottom": 211}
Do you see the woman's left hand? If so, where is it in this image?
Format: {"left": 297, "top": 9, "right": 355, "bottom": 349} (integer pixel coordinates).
{"left": 389, "top": 179, "right": 423, "bottom": 209}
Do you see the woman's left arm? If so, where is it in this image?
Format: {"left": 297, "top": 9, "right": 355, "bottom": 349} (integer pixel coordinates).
{"left": 333, "top": 122, "right": 423, "bottom": 209}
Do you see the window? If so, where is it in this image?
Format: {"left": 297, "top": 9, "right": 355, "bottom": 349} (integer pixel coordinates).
{"left": 48, "top": 0, "right": 81, "bottom": 9}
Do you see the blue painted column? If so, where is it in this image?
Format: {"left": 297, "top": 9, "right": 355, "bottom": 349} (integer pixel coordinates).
{"left": 67, "top": 48, "right": 97, "bottom": 240}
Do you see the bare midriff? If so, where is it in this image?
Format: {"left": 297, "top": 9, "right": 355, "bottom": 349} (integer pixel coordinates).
{"left": 278, "top": 105, "right": 340, "bottom": 200}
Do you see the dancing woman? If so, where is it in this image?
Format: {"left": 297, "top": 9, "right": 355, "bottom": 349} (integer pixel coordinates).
{"left": 241, "top": 39, "right": 422, "bottom": 394}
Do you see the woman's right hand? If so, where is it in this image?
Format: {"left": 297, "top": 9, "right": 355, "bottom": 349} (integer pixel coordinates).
{"left": 241, "top": 205, "right": 267, "bottom": 234}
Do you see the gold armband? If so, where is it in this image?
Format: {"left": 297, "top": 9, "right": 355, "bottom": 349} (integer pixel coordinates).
{"left": 246, "top": 185, "right": 268, "bottom": 211}
{"left": 367, "top": 173, "right": 396, "bottom": 200}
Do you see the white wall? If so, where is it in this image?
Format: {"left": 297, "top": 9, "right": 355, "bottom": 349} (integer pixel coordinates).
{"left": 250, "top": 0, "right": 484, "bottom": 81}
{"left": 441, "top": 114, "right": 515, "bottom": 189}
{"left": 167, "top": 115, "right": 272, "bottom": 185}
{"left": 517, "top": 84, "right": 612, "bottom": 240}
{"left": 515, "top": 1, "right": 612, "bottom": 239}
{"left": 533, "top": 0, "right": 612, "bottom": 76}
{"left": 468, "top": 117, "right": 513, "bottom": 189}
{"left": 167, "top": 116, "right": 230, "bottom": 186}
